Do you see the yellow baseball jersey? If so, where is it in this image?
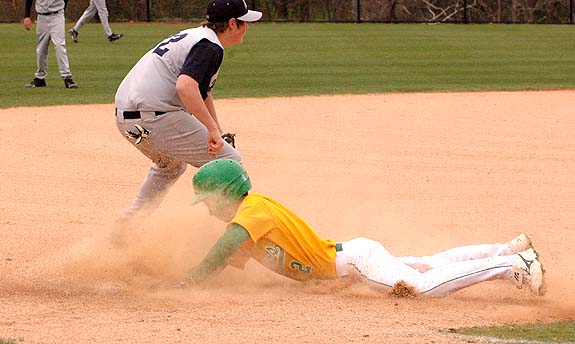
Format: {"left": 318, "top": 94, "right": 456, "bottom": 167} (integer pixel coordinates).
{"left": 229, "top": 193, "right": 338, "bottom": 281}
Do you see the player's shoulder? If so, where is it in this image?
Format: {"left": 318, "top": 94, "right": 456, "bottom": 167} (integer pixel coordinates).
{"left": 243, "top": 193, "right": 282, "bottom": 210}
{"left": 238, "top": 193, "right": 263, "bottom": 208}
{"left": 245, "top": 193, "right": 266, "bottom": 202}
{"left": 180, "top": 26, "right": 223, "bottom": 49}
{"left": 187, "top": 39, "right": 223, "bottom": 62}
{"left": 195, "top": 39, "right": 223, "bottom": 53}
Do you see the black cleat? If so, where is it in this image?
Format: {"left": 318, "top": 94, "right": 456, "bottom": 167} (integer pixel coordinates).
{"left": 64, "top": 77, "right": 79, "bottom": 89}
{"left": 108, "top": 33, "right": 123, "bottom": 42}
{"left": 69, "top": 29, "right": 79, "bottom": 43}
{"left": 25, "top": 78, "right": 46, "bottom": 88}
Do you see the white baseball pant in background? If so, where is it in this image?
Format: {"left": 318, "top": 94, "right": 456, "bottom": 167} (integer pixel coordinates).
{"left": 35, "top": 11, "right": 72, "bottom": 79}
{"left": 73, "top": 0, "right": 113, "bottom": 37}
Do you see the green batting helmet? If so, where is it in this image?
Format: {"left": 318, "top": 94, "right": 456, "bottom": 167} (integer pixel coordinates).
{"left": 192, "top": 159, "right": 251, "bottom": 204}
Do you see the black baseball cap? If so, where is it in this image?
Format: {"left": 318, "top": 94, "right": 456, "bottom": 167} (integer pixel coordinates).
{"left": 206, "top": 0, "right": 263, "bottom": 22}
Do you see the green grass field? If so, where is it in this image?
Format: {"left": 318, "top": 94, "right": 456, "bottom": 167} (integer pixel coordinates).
{"left": 1, "top": 22, "right": 575, "bottom": 108}
{"left": 450, "top": 320, "right": 575, "bottom": 343}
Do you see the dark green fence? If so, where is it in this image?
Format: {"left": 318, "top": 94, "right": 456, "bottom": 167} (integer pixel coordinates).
{"left": 3, "top": 0, "right": 574, "bottom": 23}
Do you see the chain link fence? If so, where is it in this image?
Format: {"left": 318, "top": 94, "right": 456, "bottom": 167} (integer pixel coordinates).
{"left": 3, "top": 0, "right": 574, "bottom": 23}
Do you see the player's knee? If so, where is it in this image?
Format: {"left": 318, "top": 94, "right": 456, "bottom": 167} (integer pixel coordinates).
{"left": 159, "top": 161, "right": 187, "bottom": 178}
{"left": 174, "top": 163, "right": 187, "bottom": 177}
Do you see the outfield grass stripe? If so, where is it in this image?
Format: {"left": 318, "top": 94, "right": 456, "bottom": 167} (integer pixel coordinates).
{"left": 1, "top": 23, "right": 574, "bottom": 108}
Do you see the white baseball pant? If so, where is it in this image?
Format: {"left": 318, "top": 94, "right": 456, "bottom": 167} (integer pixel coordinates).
{"left": 335, "top": 237, "right": 516, "bottom": 297}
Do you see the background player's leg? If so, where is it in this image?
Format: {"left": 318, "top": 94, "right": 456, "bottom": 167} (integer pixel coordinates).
{"left": 73, "top": 1, "right": 97, "bottom": 32}
{"left": 34, "top": 17, "right": 51, "bottom": 79}
{"left": 49, "top": 13, "right": 72, "bottom": 79}
{"left": 92, "top": 0, "right": 113, "bottom": 37}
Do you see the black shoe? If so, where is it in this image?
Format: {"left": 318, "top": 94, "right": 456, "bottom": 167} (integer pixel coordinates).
{"left": 108, "top": 33, "right": 123, "bottom": 42}
{"left": 69, "top": 29, "right": 79, "bottom": 43}
{"left": 25, "top": 78, "right": 46, "bottom": 88}
{"left": 64, "top": 77, "right": 78, "bottom": 89}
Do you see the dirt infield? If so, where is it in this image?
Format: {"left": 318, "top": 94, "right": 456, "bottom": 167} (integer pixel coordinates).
{"left": 1, "top": 91, "right": 574, "bottom": 343}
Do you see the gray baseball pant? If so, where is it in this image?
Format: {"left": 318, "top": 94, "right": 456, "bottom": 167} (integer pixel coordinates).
{"left": 115, "top": 109, "right": 241, "bottom": 217}
{"left": 73, "top": 0, "right": 113, "bottom": 37}
{"left": 35, "top": 11, "right": 72, "bottom": 79}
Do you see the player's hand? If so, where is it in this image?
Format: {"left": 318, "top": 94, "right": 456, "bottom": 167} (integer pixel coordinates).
{"left": 23, "top": 17, "right": 32, "bottom": 30}
{"left": 207, "top": 130, "right": 224, "bottom": 157}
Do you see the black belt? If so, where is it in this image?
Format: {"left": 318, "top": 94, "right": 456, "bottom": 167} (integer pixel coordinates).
{"left": 37, "top": 11, "right": 60, "bottom": 15}
{"left": 118, "top": 110, "right": 166, "bottom": 119}
{"left": 335, "top": 243, "right": 343, "bottom": 252}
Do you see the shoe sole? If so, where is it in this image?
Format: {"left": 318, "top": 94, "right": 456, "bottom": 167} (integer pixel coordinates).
{"left": 511, "top": 233, "right": 532, "bottom": 253}
{"left": 64, "top": 81, "right": 78, "bottom": 89}
{"left": 109, "top": 34, "right": 123, "bottom": 42}
{"left": 529, "top": 259, "right": 545, "bottom": 295}
{"left": 512, "top": 248, "right": 541, "bottom": 292}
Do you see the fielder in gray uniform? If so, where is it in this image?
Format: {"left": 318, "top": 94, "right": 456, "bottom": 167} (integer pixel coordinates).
{"left": 114, "top": 0, "right": 262, "bottom": 223}
{"left": 69, "top": 0, "right": 123, "bottom": 43}
{"left": 24, "top": 0, "right": 78, "bottom": 88}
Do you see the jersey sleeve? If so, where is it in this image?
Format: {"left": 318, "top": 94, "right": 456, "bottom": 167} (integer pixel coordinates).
{"left": 226, "top": 245, "right": 251, "bottom": 269}
{"left": 231, "top": 198, "right": 276, "bottom": 242}
{"left": 189, "top": 223, "right": 249, "bottom": 283}
{"left": 25, "top": 0, "right": 33, "bottom": 17}
{"left": 180, "top": 39, "right": 223, "bottom": 99}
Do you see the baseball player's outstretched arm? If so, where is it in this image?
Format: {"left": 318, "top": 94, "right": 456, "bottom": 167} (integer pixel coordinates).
{"left": 188, "top": 223, "right": 250, "bottom": 283}
{"left": 176, "top": 74, "right": 224, "bottom": 156}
